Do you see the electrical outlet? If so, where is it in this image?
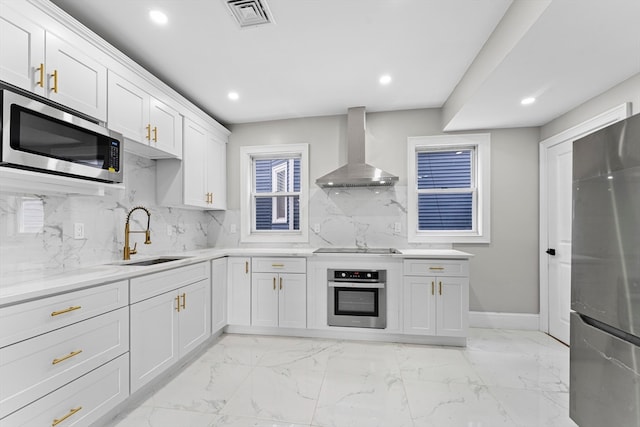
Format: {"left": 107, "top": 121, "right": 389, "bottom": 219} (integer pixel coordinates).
{"left": 167, "top": 225, "right": 173, "bottom": 236}
{"left": 394, "top": 222, "right": 401, "bottom": 233}
{"left": 73, "top": 222, "right": 85, "bottom": 239}
{"left": 313, "top": 223, "right": 320, "bottom": 233}
{"left": 230, "top": 224, "right": 237, "bottom": 234}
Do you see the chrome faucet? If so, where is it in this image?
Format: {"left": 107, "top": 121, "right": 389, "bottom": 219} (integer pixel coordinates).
{"left": 123, "top": 206, "right": 151, "bottom": 260}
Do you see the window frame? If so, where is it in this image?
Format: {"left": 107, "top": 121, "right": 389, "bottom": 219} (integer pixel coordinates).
{"left": 407, "top": 134, "right": 490, "bottom": 243}
{"left": 240, "top": 144, "right": 309, "bottom": 243}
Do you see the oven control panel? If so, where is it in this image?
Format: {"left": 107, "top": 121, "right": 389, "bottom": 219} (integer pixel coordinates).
{"left": 329, "top": 269, "right": 385, "bottom": 282}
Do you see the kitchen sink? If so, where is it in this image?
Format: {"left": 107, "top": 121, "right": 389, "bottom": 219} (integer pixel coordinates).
{"left": 115, "top": 256, "right": 191, "bottom": 266}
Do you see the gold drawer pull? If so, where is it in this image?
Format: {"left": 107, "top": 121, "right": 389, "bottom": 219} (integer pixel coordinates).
{"left": 429, "top": 267, "right": 445, "bottom": 271}
{"left": 273, "top": 277, "right": 276, "bottom": 290}
{"left": 181, "top": 293, "right": 186, "bottom": 310}
{"left": 280, "top": 277, "right": 283, "bottom": 290}
{"left": 37, "top": 63, "right": 45, "bottom": 87}
{"left": 146, "top": 124, "right": 151, "bottom": 140}
{"left": 439, "top": 281, "right": 442, "bottom": 295}
{"left": 245, "top": 261, "right": 249, "bottom": 274}
{"left": 52, "top": 406, "right": 82, "bottom": 426}
{"left": 175, "top": 295, "right": 181, "bottom": 312}
{"left": 272, "top": 263, "right": 284, "bottom": 268}
{"left": 431, "top": 281, "right": 435, "bottom": 295}
{"left": 51, "top": 69, "right": 59, "bottom": 93}
{"left": 52, "top": 350, "right": 83, "bottom": 365}
{"left": 51, "top": 306, "right": 81, "bottom": 317}
{"left": 152, "top": 126, "right": 158, "bottom": 142}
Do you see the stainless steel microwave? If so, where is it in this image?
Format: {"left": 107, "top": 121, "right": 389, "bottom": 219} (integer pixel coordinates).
{"left": 0, "top": 89, "right": 123, "bottom": 183}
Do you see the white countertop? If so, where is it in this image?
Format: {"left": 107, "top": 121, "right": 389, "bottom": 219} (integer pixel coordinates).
{"left": 0, "top": 248, "right": 472, "bottom": 307}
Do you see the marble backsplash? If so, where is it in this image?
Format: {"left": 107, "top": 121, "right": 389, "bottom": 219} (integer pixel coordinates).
{"left": 0, "top": 156, "right": 446, "bottom": 282}
{"left": 0, "top": 153, "right": 212, "bottom": 280}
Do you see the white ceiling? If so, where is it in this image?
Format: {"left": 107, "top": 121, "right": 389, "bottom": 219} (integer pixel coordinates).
{"left": 49, "top": 0, "right": 640, "bottom": 130}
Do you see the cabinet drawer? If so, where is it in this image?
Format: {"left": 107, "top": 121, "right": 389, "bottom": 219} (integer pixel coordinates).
{"left": 0, "top": 281, "right": 128, "bottom": 348}
{"left": 0, "top": 307, "right": 128, "bottom": 418}
{"left": 252, "top": 257, "right": 306, "bottom": 274}
{"left": 130, "top": 262, "right": 210, "bottom": 303}
{"left": 1, "top": 353, "right": 129, "bottom": 426}
{"left": 403, "top": 259, "right": 469, "bottom": 277}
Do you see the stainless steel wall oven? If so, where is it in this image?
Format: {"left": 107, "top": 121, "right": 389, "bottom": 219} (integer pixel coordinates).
{"left": 327, "top": 269, "right": 387, "bottom": 329}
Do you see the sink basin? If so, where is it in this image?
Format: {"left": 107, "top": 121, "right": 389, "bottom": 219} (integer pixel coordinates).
{"left": 116, "top": 257, "right": 191, "bottom": 266}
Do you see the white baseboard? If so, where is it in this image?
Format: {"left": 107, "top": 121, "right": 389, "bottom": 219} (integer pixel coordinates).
{"left": 469, "top": 311, "right": 540, "bottom": 330}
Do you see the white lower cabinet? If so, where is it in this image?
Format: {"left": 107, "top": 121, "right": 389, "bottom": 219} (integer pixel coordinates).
{"left": 251, "top": 258, "right": 306, "bottom": 329}
{"left": 129, "top": 263, "right": 211, "bottom": 393}
{"left": 227, "top": 257, "right": 251, "bottom": 326}
{"left": 1, "top": 353, "right": 129, "bottom": 427}
{"left": 403, "top": 259, "right": 469, "bottom": 338}
{"left": 211, "top": 257, "right": 228, "bottom": 333}
{"left": 0, "top": 280, "right": 129, "bottom": 422}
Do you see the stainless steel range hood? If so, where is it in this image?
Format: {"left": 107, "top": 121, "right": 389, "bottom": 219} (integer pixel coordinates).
{"left": 315, "top": 107, "right": 399, "bottom": 188}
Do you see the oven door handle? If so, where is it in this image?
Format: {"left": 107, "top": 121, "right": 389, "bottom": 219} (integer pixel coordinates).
{"left": 328, "top": 281, "right": 385, "bottom": 289}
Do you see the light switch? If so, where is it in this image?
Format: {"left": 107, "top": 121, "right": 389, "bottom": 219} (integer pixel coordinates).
{"left": 394, "top": 222, "right": 401, "bottom": 232}
{"left": 230, "top": 224, "right": 237, "bottom": 234}
{"left": 167, "top": 225, "right": 173, "bottom": 236}
{"left": 313, "top": 223, "right": 320, "bottom": 233}
{"left": 73, "top": 222, "right": 85, "bottom": 239}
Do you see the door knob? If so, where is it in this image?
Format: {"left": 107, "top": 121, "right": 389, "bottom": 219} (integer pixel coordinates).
{"left": 546, "top": 248, "right": 556, "bottom": 256}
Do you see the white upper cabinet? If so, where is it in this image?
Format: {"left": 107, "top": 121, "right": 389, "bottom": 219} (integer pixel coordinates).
{"left": 0, "top": 2, "right": 107, "bottom": 121}
{"left": 157, "top": 117, "right": 228, "bottom": 210}
{"left": 108, "top": 71, "right": 182, "bottom": 159}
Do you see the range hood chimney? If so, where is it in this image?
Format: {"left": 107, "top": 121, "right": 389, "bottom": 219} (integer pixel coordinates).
{"left": 315, "top": 107, "right": 399, "bottom": 188}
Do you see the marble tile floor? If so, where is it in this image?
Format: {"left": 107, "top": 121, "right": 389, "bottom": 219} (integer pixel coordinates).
{"left": 110, "top": 329, "right": 578, "bottom": 427}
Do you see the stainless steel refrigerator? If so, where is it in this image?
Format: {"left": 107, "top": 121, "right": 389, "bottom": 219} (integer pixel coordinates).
{"left": 570, "top": 112, "right": 640, "bottom": 426}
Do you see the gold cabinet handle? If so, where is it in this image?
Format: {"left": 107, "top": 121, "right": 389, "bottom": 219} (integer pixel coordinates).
{"left": 279, "top": 277, "right": 283, "bottom": 290}
{"left": 51, "top": 69, "right": 58, "bottom": 93}
{"left": 146, "top": 124, "right": 151, "bottom": 141}
{"left": 210, "top": 193, "right": 214, "bottom": 204}
{"left": 181, "top": 293, "right": 186, "bottom": 310}
{"left": 52, "top": 350, "right": 83, "bottom": 365}
{"left": 245, "top": 261, "right": 249, "bottom": 274}
{"left": 175, "top": 295, "right": 181, "bottom": 312}
{"left": 273, "top": 277, "right": 276, "bottom": 290}
{"left": 272, "top": 263, "right": 284, "bottom": 268}
{"left": 51, "top": 306, "right": 81, "bottom": 317}
{"left": 52, "top": 406, "right": 82, "bottom": 426}
{"left": 37, "top": 63, "right": 45, "bottom": 87}
{"left": 429, "top": 267, "right": 445, "bottom": 271}
{"left": 152, "top": 126, "right": 158, "bottom": 142}
{"left": 439, "top": 281, "right": 442, "bottom": 296}
{"left": 431, "top": 281, "right": 435, "bottom": 296}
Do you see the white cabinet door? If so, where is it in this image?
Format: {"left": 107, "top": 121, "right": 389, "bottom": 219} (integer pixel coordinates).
{"left": 227, "top": 257, "right": 251, "bottom": 325}
{"left": 178, "top": 279, "right": 211, "bottom": 356}
{"left": 403, "top": 276, "right": 436, "bottom": 335}
{"left": 436, "top": 276, "right": 469, "bottom": 338}
{"left": 45, "top": 32, "right": 107, "bottom": 121}
{"left": 0, "top": 5, "right": 45, "bottom": 95}
{"left": 207, "top": 136, "right": 227, "bottom": 210}
{"left": 182, "top": 118, "right": 208, "bottom": 207}
{"left": 130, "top": 291, "right": 179, "bottom": 393}
{"left": 107, "top": 72, "right": 149, "bottom": 143}
{"left": 278, "top": 273, "right": 306, "bottom": 329}
{"left": 251, "top": 273, "right": 279, "bottom": 327}
{"left": 211, "top": 258, "right": 228, "bottom": 332}
{"left": 149, "top": 96, "right": 182, "bottom": 158}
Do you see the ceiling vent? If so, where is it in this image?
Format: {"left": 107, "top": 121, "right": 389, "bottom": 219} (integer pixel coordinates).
{"left": 224, "top": 0, "right": 273, "bottom": 28}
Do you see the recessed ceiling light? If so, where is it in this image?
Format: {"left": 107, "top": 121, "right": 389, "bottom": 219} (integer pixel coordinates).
{"left": 379, "top": 75, "right": 392, "bottom": 85}
{"left": 521, "top": 97, "right": 536, "bottom": 105}
{"left": 149, "top": 10, "right": 168, "bottom": 25}
{"left": 228, "top": 91, "right": 239, "bottom": 101}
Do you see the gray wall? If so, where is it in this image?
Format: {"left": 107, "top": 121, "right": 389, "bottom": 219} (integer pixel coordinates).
{"left": 226, "top": 109, "right": 541, "bottom": 314}
{"left": 541, "top": 73, "right": 640, "bottom": 140}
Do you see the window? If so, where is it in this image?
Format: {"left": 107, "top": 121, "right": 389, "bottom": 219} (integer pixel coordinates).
{"left": 407, "top": 134, "right": 490, "bottom": 243}
{"left": 241, "top": 144, "right": 309, "bottom": 242}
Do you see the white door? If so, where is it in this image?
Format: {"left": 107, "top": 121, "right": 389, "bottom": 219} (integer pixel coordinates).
{"left": 107, "top": 72, "right": 149, "bottom": 143}
{"left": 278, "top": 273, "right": 306, "bottom": 328}
{"left": 211, "top": 257, "right": 228, "bottom": 332}
{"left": 182, "top": 118, "right": 208, "bottom": 207}
{"left": 150, "top": 96, "right": 182, "bottom": 157}
{"left": 178, "top": 279, "right": 211, "bottom": 357}
{"left": 403, "top": 276, "right": 436, "bottom": 335}
{"left": 227, "top": 257, "right": 251, "bottom": 326}
{"left": 547, "top": 140, "right": 573, "bottom": 345}
{"left": 436, "top": 276, "right": 469, "bottom": 338}
{"left": 251, "top": 273, "right": 279, "bottom": 327}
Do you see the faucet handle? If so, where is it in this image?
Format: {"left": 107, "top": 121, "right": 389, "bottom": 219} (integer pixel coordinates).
{"left": 130, "top": 242, "right": 138, "bottom": 255}
{"left": 144, "top": 230, "right": 151, "bottom": 245}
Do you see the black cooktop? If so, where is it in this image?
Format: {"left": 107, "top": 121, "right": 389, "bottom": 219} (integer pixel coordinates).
{"left": 313, "top": 248, "right": 401, "bottom": 254}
